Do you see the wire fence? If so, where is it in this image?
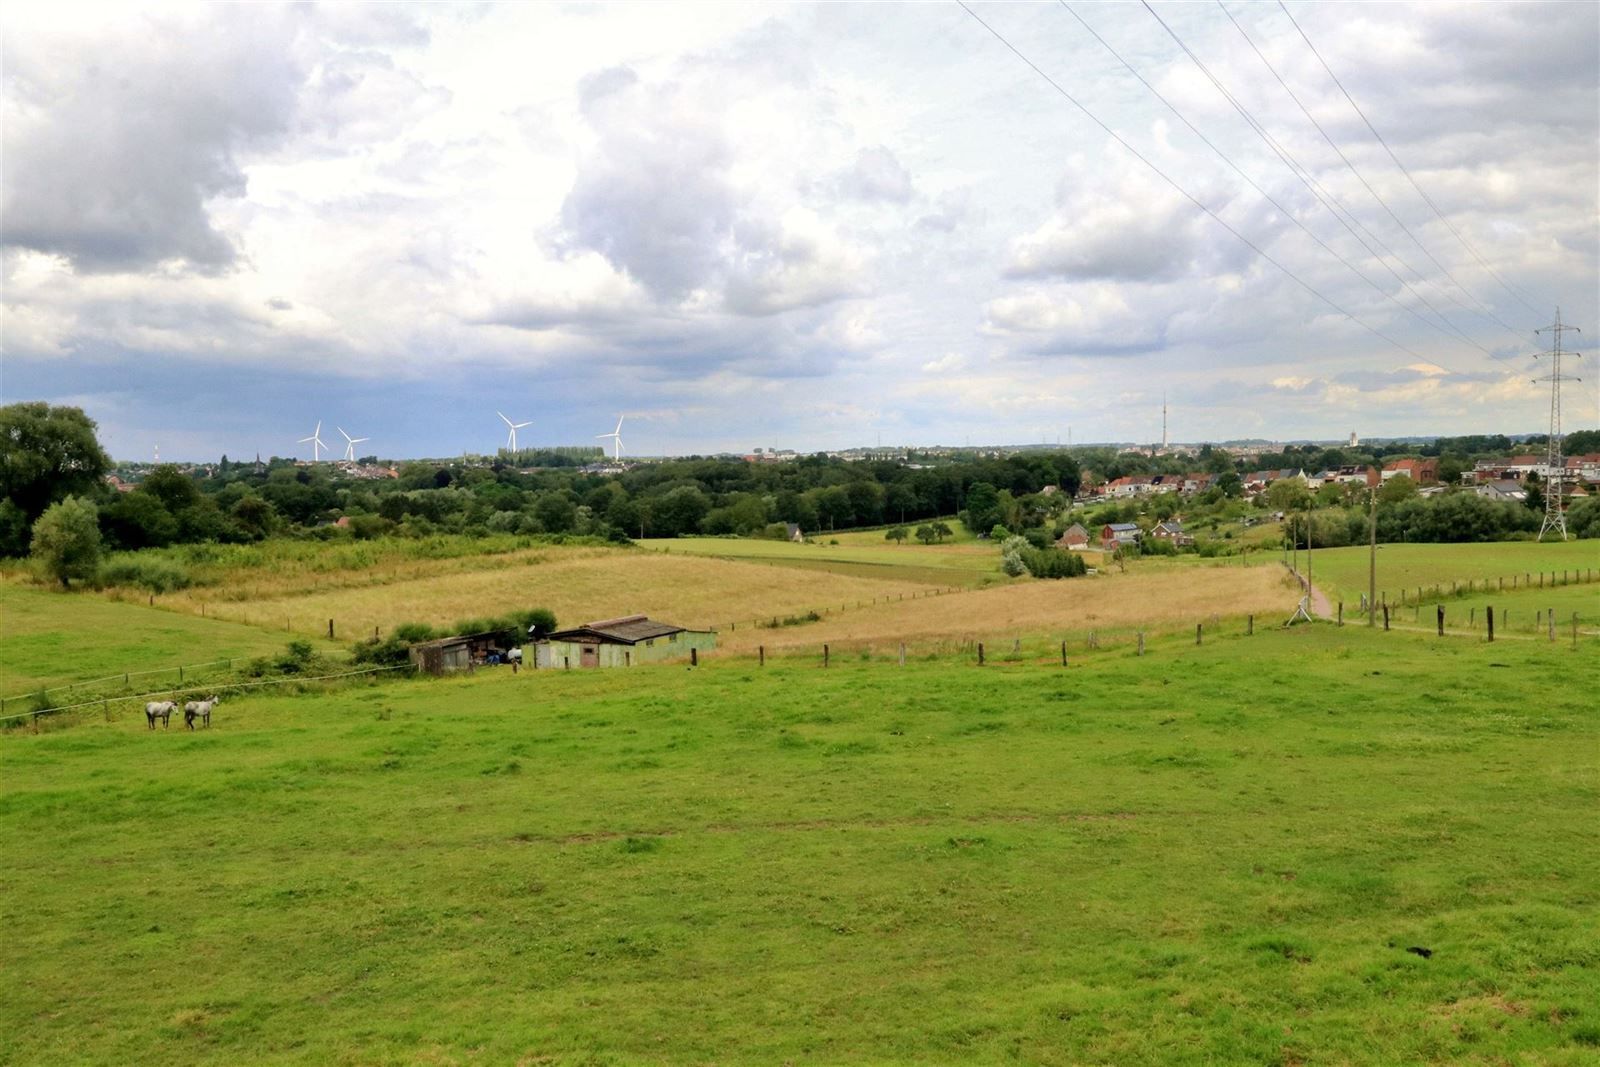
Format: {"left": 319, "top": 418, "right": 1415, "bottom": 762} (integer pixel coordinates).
{"left": 1, "top": 665, "right": 412, "bottom": 729}
{"left": 0, "top": 657, "right": 243, "bottom": 711}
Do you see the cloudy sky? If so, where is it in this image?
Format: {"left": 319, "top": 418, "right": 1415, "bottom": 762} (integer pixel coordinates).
{"left": 3, "top": 2, "right": 1596, "bottom": 460}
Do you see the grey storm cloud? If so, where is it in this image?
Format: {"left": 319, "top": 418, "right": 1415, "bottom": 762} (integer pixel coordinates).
{"left": 1, "top": 9, "right": 308, "bottom": 274}
{"left": 559, "top": 75, "right": 737, "bottom": 300}
{"left": 836, "top": 146, "right": 913, "bottom": 203}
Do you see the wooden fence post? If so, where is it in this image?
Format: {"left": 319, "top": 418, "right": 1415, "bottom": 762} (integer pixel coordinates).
{"left": 823, "top": 644, "right": 829, "bottom": 668}
{"left": 898, "top": 644, "right": 905, "bottom": 667}
{"left": 1337, "top": 602, "right": 1343, "bottom": 626}
{"left": 1383, "top": 605, "right": 1390, "bottom": 631}
{"left": 1470, "top": 607, "right": 1476, "bottom": 627}
{"left": 1195, "top": 623, "right": 1203, "bottom": 646}
{"left": 690, "top": 648, "right": 698, "bottom": 667}
{"left": 1247, "top": 614, "right": 1253, "bottom": 636}
{"left": 977, "top": 643, "right": 985, "bottom": 666}
{"left": 1436, "top": 605, "right": 1444, "bottom": 637}
{"left": 1548, "top": 611, "right": 1555, "bottom": 643}
{"left": 1060, "top": 641, "right": 1067, "bottom": 667}
{"left": 759, "top": 646, "right": 765, "bottom": 667}
{"left": 328, "top": 619, "right": 335, "bottom": 640}
{"left": 1486, "top": 606, "right": 1494, "bottom": 643}
{"left": 1137, "top": 632, "right": 1145, "bottom": 656}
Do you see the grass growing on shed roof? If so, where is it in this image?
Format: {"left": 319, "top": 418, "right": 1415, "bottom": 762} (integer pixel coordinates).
{"left": 3, "top": 624, "right": 1597, "bottom": 1063}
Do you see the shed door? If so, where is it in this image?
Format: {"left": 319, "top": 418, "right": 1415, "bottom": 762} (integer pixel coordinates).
{"left": 580, "top": 643, "right": 600, "bottom": 668}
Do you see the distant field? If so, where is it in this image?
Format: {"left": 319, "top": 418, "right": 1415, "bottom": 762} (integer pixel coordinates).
{"left": 4, "top": 624, "right": 1596, "bottom": 1064}
{"left": 718, "top": 561, "right": 1298, "bottom": 653}
{"left": 1310, "top": 541, "right": 1598, "bottom": 603}
{"left": 640, "top": 536, "right": 1003, "bottom": 588}
{"left": 0, "top": 584, "right": 317, "bottom": 696}
{"left": 167, "top": 546, "right": 938, "bottom": 638}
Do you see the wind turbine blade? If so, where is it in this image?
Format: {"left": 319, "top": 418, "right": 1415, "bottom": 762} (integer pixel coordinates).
{"left": 498, "top": 411, "right": 513, "bottom": 428}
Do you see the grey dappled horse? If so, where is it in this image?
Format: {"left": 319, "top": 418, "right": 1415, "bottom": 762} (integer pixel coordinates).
{"left": 184, "top": 697, "right": 218, "bottom": 730}
{"left": 145, "top": 701, "right": 176, "bottom": 730}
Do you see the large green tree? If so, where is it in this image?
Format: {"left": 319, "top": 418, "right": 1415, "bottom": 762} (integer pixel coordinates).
{"left": 0, "top": 403, "right": 112, "bottom": 530}
{"left": 30, "top": 496, "right": 102, "bottom": 588}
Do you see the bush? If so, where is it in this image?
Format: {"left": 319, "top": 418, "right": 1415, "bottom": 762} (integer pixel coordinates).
{"left": 352, "top": 635, "right": 416, "bottom": 667}
{"left": 243, "top": 639, "right": 329, "bottom": 679}
{"left": 97, "top": 555, "right": 193, "bottom": 593}
{"left": 1018, "top": 546, "right": 1087, "bottom": 579}
{"left": 999, "top": 535, "right": 1029, "bottom": 577}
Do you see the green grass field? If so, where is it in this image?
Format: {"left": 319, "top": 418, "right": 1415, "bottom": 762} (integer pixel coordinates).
{"left": 0, "top": 584, "right": 327, "bottom": 697}
{"left": 4, "top": 624, "right": 1597, "bottom": 1064}
{"left": 1308, "top": 541, "right": 1599, "bottom": 604}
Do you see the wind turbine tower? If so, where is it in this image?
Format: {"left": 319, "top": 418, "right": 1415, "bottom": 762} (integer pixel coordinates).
{"left": 338, "top": 427, "right": 370, "bottom": 463}
{"left": 497, "top": 412, "right": 532, "bottom": 453}
{"left": 596, "top": 415, "right": 625, "bottom": 462}
{"left": 1533, "top": 309, "right": 1583, "bottom": 542}
{"left": 297, "top": 421, "right": 327, "bottom": 462}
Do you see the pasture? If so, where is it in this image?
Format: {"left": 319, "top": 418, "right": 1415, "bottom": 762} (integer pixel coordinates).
{"left": 640, "top": 534, "right": 1002, "bottom": 588}
{"left": 119, "top": 542, "right": 946, "bottom": 640}
{"left": 717, "top": 559, "right": 1297, "bottom": 654}
{"left": 1307, "top": 540, "right": 1599, "bottom": 605}
{"left": 0, "top": 584, "right": 317, "bottom": 696}
{"left": 3, "top": 624, "right": 1597, "bottom": 1064}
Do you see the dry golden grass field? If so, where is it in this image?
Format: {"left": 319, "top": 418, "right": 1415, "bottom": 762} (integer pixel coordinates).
{"left": 718, "top": 561, "right": 1300, "bottom": 654}
{"left": 161, "top": 546, "right": 942, "bottom": 637}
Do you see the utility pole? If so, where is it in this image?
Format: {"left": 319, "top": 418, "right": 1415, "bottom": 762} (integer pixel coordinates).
{"left": 1161, "top": 392, "right": 1168, "bottom": 451}
{"left": 1367, "top": 487, "right": 1377, "bottom": 627}
{"left": 1534, "top": 308, "right": 1583, "bottom": 541}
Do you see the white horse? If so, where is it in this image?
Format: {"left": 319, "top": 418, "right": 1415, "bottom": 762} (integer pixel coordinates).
{"left": 145, "top": 701, "right": 176, "bottom": 730}
{"left": 184, "top": 696, "right": 218, "bottom": 730}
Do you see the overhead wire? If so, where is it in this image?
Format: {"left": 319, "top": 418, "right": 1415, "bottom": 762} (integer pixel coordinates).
{"left": 1059, "top": 1, "right": 1507, "bottom": 364}
{"left": 1137, "top": 0, "right": 1527, "bottom": 372}
{"left": 1275, "top": 0, "right": 1545, "bottom": 317}
{"left": 953, "top": 0, "right": 1477, "bottom": 380}
{"left": 1217, "top": 0, "right": 1533, "bottom": 346}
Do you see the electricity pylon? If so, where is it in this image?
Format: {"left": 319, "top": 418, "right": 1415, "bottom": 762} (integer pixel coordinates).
{"left": 1533, "top": 309, "right": 1582, "bottom": 541}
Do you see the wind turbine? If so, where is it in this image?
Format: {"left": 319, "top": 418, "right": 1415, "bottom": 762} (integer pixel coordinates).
{"left": 297, "top": 421, "right": 327, "bottom": 462}
{"left": 497, "top": 411, "right": 532, "bottom": 452}
{"left": 596, "top": 415, "right": 624, "bottom": 461}
{"left": 338, "top": 426, "right": 370, "bottom": 462}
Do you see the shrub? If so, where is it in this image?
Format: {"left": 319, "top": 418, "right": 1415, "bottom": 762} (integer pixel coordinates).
{"left": 97, "top": 555, "right": 193, "bottom": 593}
{"left": 352, "top": 635, "right": 416, "bottom": 667}
{"left": 1018, "top": 546, "right": 1087, "bottom": 579}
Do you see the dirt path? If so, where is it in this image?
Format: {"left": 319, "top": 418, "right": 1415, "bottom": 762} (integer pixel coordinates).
{"left": 1306, "top": 579, "right": 1332, "bottom": 618}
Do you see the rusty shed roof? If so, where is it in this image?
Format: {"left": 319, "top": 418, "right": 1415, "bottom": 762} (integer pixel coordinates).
{"left": 544, "top": 615, "right": 688, "bottom": 644}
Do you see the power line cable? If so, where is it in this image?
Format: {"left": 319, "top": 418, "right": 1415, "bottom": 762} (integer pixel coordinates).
{"left": 954, "top": 1, "right": 1475, "bottom": 380}
{"left": 1218, "top": 1, "right": 1533, "bottom": 344}
{"left": 1275, "top": 0, "right": 1545, "bottom": 316}
{"left": 1059, "top": 1, "right": 1508, "bottom": 364}
{"left": 1137, "top": 0, "right": 1527, "bottom": 372}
